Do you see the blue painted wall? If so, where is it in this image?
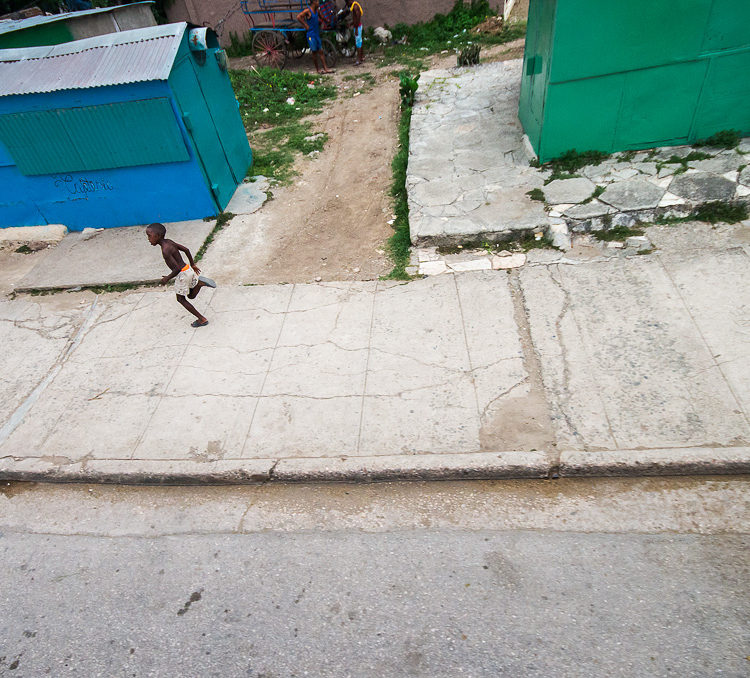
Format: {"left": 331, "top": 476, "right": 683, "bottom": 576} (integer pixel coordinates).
{"left": 0, "top": 32, "right": 251, "bottom": 231}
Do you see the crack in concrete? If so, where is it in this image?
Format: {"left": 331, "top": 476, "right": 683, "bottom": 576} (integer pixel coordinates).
{"left": 0, "top": 297, "right": 101, "bottom": 446}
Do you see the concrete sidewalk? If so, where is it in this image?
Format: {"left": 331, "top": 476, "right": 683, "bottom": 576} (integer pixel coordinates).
{"left": 1, "top": 237, "right": 749, "bottom": 483}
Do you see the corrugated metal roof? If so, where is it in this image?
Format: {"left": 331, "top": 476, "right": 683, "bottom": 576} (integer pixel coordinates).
{"left": 0, "top": 2, "right": 155, "bottom": 37}
{"left": 0, "top": 22, "right": 186, "bottom": 96}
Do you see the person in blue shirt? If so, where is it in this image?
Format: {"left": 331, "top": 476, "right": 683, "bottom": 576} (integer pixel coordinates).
{"left": 297, "top": 0, "right": 335, "bottom": 74}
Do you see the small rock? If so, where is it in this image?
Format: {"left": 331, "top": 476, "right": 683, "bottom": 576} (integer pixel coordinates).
{"left": 315, "top": 276, "right": 322, "bottom": 282}
{"left": 353, "top": 267, "right": 360, "bottom": 273}
{"left": 496, "top": 249, "right": 512, "bottom": 257}
{"left": 551, "top": 231, "right": 571, "bottom": 250}
{"left": 606, "top": 241, "right": 624, "bottom": 249}
{"left": 374, "top": 26, "right": 392, "bottom": 43}
{"left": 736, "top": 185, "right": 750, "bottom": 198}
{"left": 405, "top": 265, "right": 419, "bottom": 276}
{"left": 80, "top": 227, "right": 104, "bottom": 241}
{"left": 626, "top": 235, "right": 651, "bottom": 250}
{"left": 491, "top": 252, "right": 526, "bottom": 269}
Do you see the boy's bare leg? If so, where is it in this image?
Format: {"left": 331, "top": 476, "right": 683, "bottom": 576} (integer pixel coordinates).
{"left": 312, "top": 51, "right": 322, "bottom": 73}
{"left": 187, "top": 280, "right": 206, "bottom": 299}
{"left": 176, "top": 294, "right": 207, "bottom": 324}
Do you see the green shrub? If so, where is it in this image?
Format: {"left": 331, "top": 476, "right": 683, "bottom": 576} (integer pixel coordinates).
{"left": 399, "top": 72, "right": 420, "bottom": 109}
{"left": 457, "top": 43, "right": 481, "bottom": 66}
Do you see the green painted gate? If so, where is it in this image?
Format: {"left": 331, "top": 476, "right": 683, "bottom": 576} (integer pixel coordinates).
{"left": 519, "top": 0, "right": 750, "bottom": 162}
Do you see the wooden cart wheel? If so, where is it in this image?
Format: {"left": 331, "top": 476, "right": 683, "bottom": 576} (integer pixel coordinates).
{"left": 252, "top": 30, "right": 287, "bottom": 70}
{"left": 321, "top": 37, "right": 338, "bottom": 68}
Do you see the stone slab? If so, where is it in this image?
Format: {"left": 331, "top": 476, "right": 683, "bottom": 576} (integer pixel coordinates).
{"left": 15, "top": 219, "right": 215, "bottom": 291}
{"left": 599, "top": 179, "right": 665, "bottom": 211}
{"left": 563, "top": 200, "right": 612, "bottom": 219}
{"left": 669, "top": 172, "right": 737, "bottom": 203}
{"left": 224, "top": 178, "right": 269, "bottom": 215}
{"left": 542, "top": 177, "right": 596, "bottom": 204}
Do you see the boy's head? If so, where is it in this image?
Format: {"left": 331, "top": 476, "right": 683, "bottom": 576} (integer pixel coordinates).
{"left": 309, "top": 0, "right": 318, "bottom": 8}
{"left": 146, "top": 222, "right": 166, "bottom": 246}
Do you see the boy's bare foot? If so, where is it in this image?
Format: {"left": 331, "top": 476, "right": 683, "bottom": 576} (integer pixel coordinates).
{"left": 323, "top": 68, "right": 336, "bottom": 73}
{"left": 198, "top": 275, "right": 216, "bottom": 288}
{"left": 191, "top": 318, "right": 209, "bottom": 328}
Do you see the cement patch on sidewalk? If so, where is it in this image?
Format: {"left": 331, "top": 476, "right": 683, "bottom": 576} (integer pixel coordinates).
{"left": 14, "top": 219, "right": 215, "bottom": 292}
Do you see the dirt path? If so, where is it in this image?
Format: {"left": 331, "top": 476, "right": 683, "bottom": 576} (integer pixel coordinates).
{"left": 203, "top": 62, "right": 399, "bottom": 284}
{"left": 209, "top": 27, "right": 526, "bottom": 285}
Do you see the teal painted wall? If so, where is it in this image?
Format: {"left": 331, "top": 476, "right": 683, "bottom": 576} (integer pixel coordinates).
{"left": 0, "top": 22, "right": 73, "bottom": 49}
{"left": 169, "top": 39, "right": 251, "bottom": 210}
{"left": 519, "top": 0, "right": 750, "bottom": 161}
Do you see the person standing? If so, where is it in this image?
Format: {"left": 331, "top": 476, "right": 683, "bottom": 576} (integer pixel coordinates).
{"left": 348, "top": 0, "right": 365, "bottom": 65}
{"left": 297, "top": 0, "right": 335, "bottom": 74}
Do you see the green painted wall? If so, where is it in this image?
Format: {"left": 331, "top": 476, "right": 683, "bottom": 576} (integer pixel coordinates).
{"left": 0, "top": 22, "right": 74, "bottom": 49}
{"left": 519, "top": 0, "right": 750, "bottom": 161}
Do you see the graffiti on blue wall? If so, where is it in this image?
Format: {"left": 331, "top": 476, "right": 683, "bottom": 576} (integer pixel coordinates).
{"left": 54, "top": 174, "right": 115, "bottom": 196}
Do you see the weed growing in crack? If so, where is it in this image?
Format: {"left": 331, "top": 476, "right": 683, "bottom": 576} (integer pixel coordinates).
{"left": 196, "top": 212, "right": 235, "bottom": 261}
{"left": 591, "top": 225, "right": 644, "bottom": 241}
{"left": 382, "top": 105, "right": 413, "bottom": 280}
{"left": 526, "top": 188, "right": 545, "bottom": 202}
{"left": 541, "top": 149, "right": 610, "bottom": 183}
{"left": 693, "top": 129, "right": 741, "bottom": 150}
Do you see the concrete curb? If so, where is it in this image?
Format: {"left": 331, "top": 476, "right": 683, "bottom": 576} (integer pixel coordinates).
{"left": 559, "top": 446, "right": 750, "bottom": 477}
{"left": 1, "top": 447, "right": 749, "bottom": 484}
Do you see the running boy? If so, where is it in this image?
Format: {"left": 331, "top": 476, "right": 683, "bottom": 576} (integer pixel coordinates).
{"left": 297, "top": 0, "right": 335, "bottom": 74}
{"left": 146, "top": 223, "right": 216, "bottom": 328}
{"left": 348, "top": 0, "right": 364, "bottom": 65}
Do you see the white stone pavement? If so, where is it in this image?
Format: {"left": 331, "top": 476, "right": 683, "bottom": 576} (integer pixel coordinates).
{"left": 407, "top": 60, "right": 547, "bottom": 246}
{"left": 408, "top": 60, "right": 750, "bottom": 249}
{"left": 1, "top": 241, "right": 749, "bottom": 481}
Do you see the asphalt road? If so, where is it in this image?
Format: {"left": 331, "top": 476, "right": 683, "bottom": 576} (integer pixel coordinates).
{"left": 1, "top": 477, "right": 748, "bottom": 678}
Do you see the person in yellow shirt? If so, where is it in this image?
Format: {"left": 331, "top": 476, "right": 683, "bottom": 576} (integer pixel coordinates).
{"left": 348, "top": 0, "right": 364, "bottom": 65}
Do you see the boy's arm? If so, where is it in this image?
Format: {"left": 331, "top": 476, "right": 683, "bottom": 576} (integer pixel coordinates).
{"left": 353, "top": 5, "right": 361, "bottom": 24}
{"left": 297, "top": 8, "right": 310, "bottom": 29}
{"left": 175, "top": 242, "right": 200, "bottom": 273}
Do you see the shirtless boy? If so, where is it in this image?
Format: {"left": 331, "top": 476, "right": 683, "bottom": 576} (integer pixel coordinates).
{"left": 146, "top": 223, "right": 216, "bottom": 327}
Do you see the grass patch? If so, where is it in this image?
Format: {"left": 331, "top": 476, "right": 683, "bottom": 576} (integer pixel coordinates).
{"left": 693, "top": 129, "right": 741, "bottom": 149}
{"left": 542, "top": 149, "right": 610, "bottom": 182}
{"left": 230, "top": 67, "right": 336, "bottom": 183}
{"left": 692, "top": 200, "right": 748, "bottom": 224}
{"left": 655, "top": 201, "right": 748, "bottom": 226}
{"left": 196, "top": 212, "right": 235, "bottom": 262}
{"left": 377, "top": 1, "right": 524, "bottom": 70}
{"left": 249, "top": 121, "right": 329, "bottom": 184}
{"left": 591, "top": 225, "right": 644, "bottom": 241}
{"left": 14, "top": 244, "right": 32, "bottom": 254}
{"left": 382, "top": 105, "right": 413, "bottom": 279}
{"left": 230, "top": 67, "right": 337, "bottom": 128}
{"left": 527, "top": 188, "right": 545, "bottom": 202}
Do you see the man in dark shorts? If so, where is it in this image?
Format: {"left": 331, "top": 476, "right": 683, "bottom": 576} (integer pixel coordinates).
{"left": 297, "top": 0, "right": 335, "bottom": 74}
